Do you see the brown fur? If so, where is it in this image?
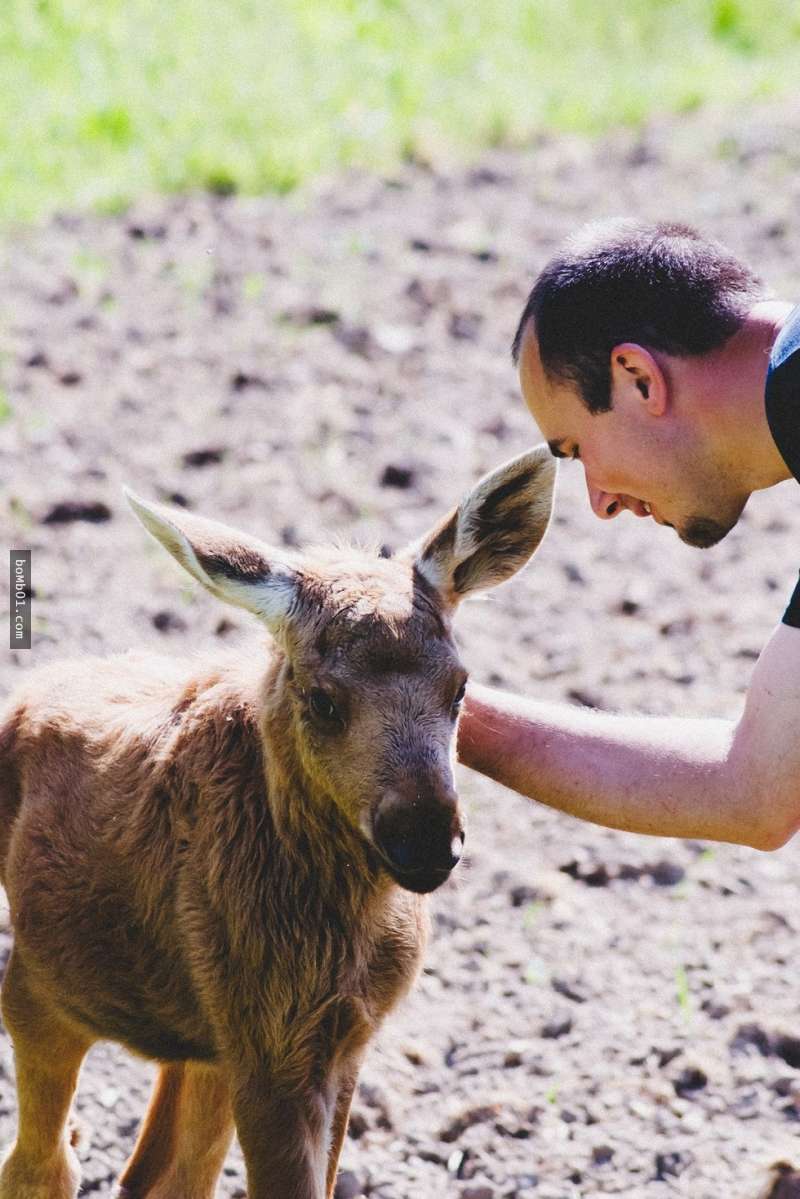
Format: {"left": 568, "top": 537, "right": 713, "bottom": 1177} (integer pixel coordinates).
{"left": 0, "top": 641, "right": 427, "bottom": 1199}
{"left": 0, "top": 445, "right": 555, "bottom": 1199}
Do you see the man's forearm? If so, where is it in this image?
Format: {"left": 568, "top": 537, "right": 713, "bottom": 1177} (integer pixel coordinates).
{"left": 458, "top": 683, "right": 772, "bottom": 848}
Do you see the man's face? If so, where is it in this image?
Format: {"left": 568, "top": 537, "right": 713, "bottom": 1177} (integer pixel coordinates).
{"left": 517, "top": 325, "right": 748, "bottom": 548}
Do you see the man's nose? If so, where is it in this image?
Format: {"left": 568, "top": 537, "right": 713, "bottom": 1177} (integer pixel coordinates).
{"left": 587, "top": 479, "right": 622, "bottom": 519}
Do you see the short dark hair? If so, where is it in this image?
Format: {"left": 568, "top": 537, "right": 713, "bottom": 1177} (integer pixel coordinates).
{"left": 512, "top": 219, "right": 763, "bottom": 414}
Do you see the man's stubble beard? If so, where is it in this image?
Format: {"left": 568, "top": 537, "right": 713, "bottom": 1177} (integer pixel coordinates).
{"left": 678, "top": 515, "right": 733, "bottom": 549}
{"left": 679, "top": 491, "right": 749, "bottom": 549}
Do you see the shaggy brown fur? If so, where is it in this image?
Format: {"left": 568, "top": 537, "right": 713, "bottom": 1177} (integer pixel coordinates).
{"left": 0, "top": 446, "right": 554, "bottom": 1199}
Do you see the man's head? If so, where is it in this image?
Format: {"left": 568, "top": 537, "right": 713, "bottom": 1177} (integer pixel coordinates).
{"left": 514, "top": 218, "right": 765, "bottom": 547}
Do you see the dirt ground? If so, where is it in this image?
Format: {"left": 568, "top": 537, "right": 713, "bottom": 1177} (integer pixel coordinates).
{"left": 3, "top": 98, "right": 800, "bottom": 1198}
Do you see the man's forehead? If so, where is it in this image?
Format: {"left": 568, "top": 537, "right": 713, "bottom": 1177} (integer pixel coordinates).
{"left": 518, "top": 322, "right": 548, "bottom": 394}
{"left": 518, "top": 324, "right": 575, "bottom": 441}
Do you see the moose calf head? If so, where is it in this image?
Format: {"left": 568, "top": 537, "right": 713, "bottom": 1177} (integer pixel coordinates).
{"left": 126, "top": 445, "right": 555, "bottom": 894}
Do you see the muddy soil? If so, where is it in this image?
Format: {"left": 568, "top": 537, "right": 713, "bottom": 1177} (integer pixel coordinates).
{"left": 2, "top": 99, "right": 800, "bottom": 1198}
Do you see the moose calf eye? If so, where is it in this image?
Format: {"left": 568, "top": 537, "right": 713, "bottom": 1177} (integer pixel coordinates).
{"left": 452, "top": 680, "right": 467, "bottom": 714}
{"left": 308, "top": 689, "right": 340, "bottom": 726}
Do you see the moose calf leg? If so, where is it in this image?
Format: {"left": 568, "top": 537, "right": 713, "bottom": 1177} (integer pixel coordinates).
{"left": 233, "top": 1078, "right": 331, "bottom": 1199}
{"left": 117, "top": 1062, "right": 234, "bottom": 1199}
{"left": 0, "top": 953, "right": 90, "bottom": 1199}
{"left": 325, "top": 1063, "right": 362, "bottom": 1199}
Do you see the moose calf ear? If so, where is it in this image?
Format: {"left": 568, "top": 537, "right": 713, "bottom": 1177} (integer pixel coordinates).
{"left": 412, "top": 445, "right": 556, "bottom": 606}
{"left": 124, "top": 489, "right": 300, "bottom": 631}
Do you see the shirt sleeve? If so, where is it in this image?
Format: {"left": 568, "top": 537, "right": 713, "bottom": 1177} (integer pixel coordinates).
{"left": 783, "top": 573, "right": 800, "bottom": 628}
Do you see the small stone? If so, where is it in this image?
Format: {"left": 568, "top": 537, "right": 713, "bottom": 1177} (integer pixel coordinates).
{"left": 655, "top": 1150, "right": 692, "bottom": 1179}
{"left": 448, "top": 311, "right": 483, "bottom": 341}
{"left": 230, "top": 370, "right": 268, "bottom": 391}
{"left": 356, "top": 1082, "right": 393, "bottom": 1129}
{"left": 215, "top": 618, "right": 238, "bottom": 637}
{"left": 592, "top": 1145, "right": 614, "bottom": 1165}
{"left": 164, "top": 491, "right": 189, "bottom": 507}
{"left": 346, "top": 1109, "right": 368, "bottom": 1140}
{"left": 461, "top": 1187, "right": 494, "bottom": 1199}
{"left": 509, "top": 884, "right": 539, "bottom": 908}
{"left": 673, "top": 1065, "right": 708, "bottom": 1097}
{"left": 466, "top": 166, "right": 510, "bottom": 186}
{"left": 182, "top": 447, "right": 226, "bottom": 468}
{"left": 566, "top": 688, "right": 606, "bottom": 710}
{"left": 42, "top": 500, "right": 112, "bottom": 525}
{"left": 97, "top": 1086, "right": 120, "bottom": 1109}
{"left": 280, "top": 305, "right": 340, "bottom": 327}
{"left": 127, "top": 221, "right": 167, "bottom": 240}
{"left": 447, "top": 1149, "right": 465, "bottom": 1175}
{"left": 729, "top": 1088, "right": 760, "bottom": 1118}
{"left": 730, "top": 1022, "right": 772, "bottom": 1056}
{"left": 773, "top": 1034, "right": 800, "bottom": 1069}
{"left": 541, "top": 1013, "right": 573, "bottom": 1040}
{"left": 440, "top": 1105, "right": 499, "bottom": 1143}
{"left": 701, "top": 996, "right": 731, "bottom": 1020}
{"left": 551, "top": 976, "right": 588, "bottom": 1004}
{"left": 380, "top": 464, "right": 415, "bottom": 489}
{"left": 333, "top": 323, "right": 374, "bottom": 357}
{"left": 649, "top": 859, "right": 686, "bottom": 886}
{"left": 562, "top": 561, "right": 586, "bottom": 585}
{"left": 152, "top": 610, "right": 187, "bottom": 634}
{"left": 334, "top": 1169, "right": 365, "bottom": 1199}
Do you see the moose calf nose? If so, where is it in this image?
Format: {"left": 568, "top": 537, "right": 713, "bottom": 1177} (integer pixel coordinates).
{"left": 374, "top": 788, "right": 464, "bottom": 883}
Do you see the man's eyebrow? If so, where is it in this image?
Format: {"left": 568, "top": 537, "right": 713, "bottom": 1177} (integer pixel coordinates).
{"left": 547, "top": 438, "right": 568, "bottom": 459}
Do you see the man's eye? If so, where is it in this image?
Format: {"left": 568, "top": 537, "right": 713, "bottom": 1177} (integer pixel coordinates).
{"left": 308, "top": 689, "right": 340, "bottom": 725}
{"left": 571, "top": 446, "right": 581, "bottom": 461}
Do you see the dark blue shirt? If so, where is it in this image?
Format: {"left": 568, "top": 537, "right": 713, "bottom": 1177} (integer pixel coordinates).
{"left": 765, "top": 303, "right": 800, "bottom": 627}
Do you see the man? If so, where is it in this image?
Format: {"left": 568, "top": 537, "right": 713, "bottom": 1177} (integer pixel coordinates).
{"left": 458, "top": 218, "right": 800, "bottom": 852}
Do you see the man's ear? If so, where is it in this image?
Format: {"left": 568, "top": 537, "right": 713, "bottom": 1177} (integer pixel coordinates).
{"left": 125, "top": 489, "right": 301, "bottom": 632}
{"left": 610, "top": 343, "right": 668, "bottom": 415}
{"left": 410, "top": 445, "right": 556, "bottom": 608}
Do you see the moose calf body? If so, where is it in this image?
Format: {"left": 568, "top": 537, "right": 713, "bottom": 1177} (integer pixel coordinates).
{"left": 0, "top": 447, "right": 554, "bottom": 1199}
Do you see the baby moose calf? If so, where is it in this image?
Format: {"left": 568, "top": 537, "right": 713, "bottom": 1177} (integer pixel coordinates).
{"left": 0, "top": 446, "right": 555, "bottom": 1199}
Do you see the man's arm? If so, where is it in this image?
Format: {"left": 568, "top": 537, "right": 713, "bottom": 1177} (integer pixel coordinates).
{"left": 458, "top": 621, "right": 800, "bottom": 851}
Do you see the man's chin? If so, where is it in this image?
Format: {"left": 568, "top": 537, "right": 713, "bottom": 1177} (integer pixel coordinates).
{"left": 678, "top": 515, "right": 735, "bottom": 549}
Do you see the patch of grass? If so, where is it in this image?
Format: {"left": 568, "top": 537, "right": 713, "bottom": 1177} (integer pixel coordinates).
{"left": 73, "top": 248, "right": 108, "bottom": 276}
{"left": 8, "top": 496, "right": 34, "bottom": 530}
{"left": 2, "top": 1, "right": 800, "bottom": 224}
{"left": 242, "top": 274, "right": 266, "bottom": 301}
{"left": 0, "top": 391, "right": 12, "bottom": 424}
{"left": 523, "top": 900, "right": 544, "bottom": 930}
{"left": 675, "top": 964, "right": 692, "bottom": 1018}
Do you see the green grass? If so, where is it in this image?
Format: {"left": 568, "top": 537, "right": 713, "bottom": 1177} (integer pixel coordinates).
{"left": 675, "top": 963, "right": 693, "bottom": 1020}
{"left": 3, "top": 0, "right": 800, "bottom": 224}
